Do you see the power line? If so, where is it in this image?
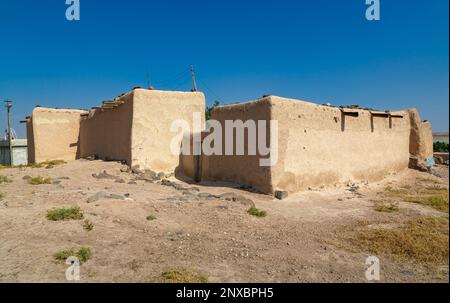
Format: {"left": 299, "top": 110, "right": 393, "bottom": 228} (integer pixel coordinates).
{"left": 197, "top": 76, "right": 224, "bottom": 103}
{"left": 153, "top": 68, "right": 190, "bottom": 88}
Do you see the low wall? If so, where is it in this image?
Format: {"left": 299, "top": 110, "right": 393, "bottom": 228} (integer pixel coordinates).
{"left": 0, "top": 139, "right": 28, "bottom": 166}
{"left": 27, "top": 108, "right": 87, "bottom": 163}
{"left": 79, "top": 92, "right": 134, "bottom": 164}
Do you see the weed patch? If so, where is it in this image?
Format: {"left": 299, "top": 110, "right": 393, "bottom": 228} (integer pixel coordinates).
{"left": 28, "top": 176, "right": 51, "bottom": 185}
{"left": 47, "top": 207, "right": 84, "bottom": 221}
{"left": 54, "top": 247, "right": 92, "bottom": 264}
{"left": 247, "top": 207, "right": 267, "bottom": 217}
{"left": 344, "top": 216, "right": 449, "bottom": 266}
{"left": 161, "top": 270, "right": 208, "bottom": 283}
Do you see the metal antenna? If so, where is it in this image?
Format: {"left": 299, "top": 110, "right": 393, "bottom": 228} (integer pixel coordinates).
{"left": 190, "top": 65, "right": 197, "bottom": 92}
{"left": 4, "top": 100, "right": 13, "bottom": 165}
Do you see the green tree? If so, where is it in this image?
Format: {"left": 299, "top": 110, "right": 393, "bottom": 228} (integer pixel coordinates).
{"left": 434, "top": 141, "right": 449, "bottom": 152}
{"left": 205, "top": 100, "right": 220, "bottom": 121}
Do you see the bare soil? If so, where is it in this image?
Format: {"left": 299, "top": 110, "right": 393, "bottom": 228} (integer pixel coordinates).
{"left": 0, "top": 160, "right": 448, "bottom": 282}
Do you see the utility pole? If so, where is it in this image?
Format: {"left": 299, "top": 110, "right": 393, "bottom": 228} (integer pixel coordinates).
{"left": 190, "top": 65, "right": 197, "bottom": 92}
{"left": 4, "top": 100, "right": 13, "bottom": 166}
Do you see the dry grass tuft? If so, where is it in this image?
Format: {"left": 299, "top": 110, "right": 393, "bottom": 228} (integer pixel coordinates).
{"left": 47, "top": 207, "right": 84, "bottom": 221}
{"left": 0, "top": 175, "right": 13, "bottom": 184}
{"left": 83, "top": 219, "right": 94, "bottom": 231}
{"left": 346, "top": 216, "right": 449, "bottom": 266}
{"left": 374, "top": 201, "right": 399, "bottom": 213}
{"left": 54, "top": 247, "right": 92, "bottom": 264}
{"left": 1, "top": 160, "right": 66, "bottom": 170}
{"left": 28, "top": 176, "right": 52, "bottom": 185}
{"left": 161, "top": 270, "right": 208, "bottom": 283}
{"left": 379, "top": 181, "right": 448, "bottom": 212}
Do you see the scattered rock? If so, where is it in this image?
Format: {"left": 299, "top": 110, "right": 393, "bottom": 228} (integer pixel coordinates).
{"left": 92, "top": 171, "right": 117, "bottom": 180}
{"left": 161, "top": 179, "right": 185, "bottom": 190}
{"left": 157, "top": 172, "right": 166, "bottom": 180}
{"left": 109, "top": 194, "right": 125, "bottom": 200}
{"left": 120, "top": 166, "right": 130, "bottom": 173}
{"left": 347, "top": 183, "right": 360, "bottom": 193}
{"left": 219, "top": 192, "right": 238, "bottom": 200}
{"left": 56, "top": 177, "right": 70, "bottom": 180}
{"left": 236, "top": 196, "right": 255, "bottom": 208}
{"left": 198, "top": 192, "right": 219, "bottom": 199}
{"left": 87, "top": 191, "right": 108, "bottom": 203}
{"left": 131, "top": 165, "right": 144, "bottom": 174}
{"left": 128, "top": 181, "right": 137, "bottom": 185}
{"left": 22, "top": 175, "right": 32, "bottom": 180}
{"left": 52, "top": 180, "right": 62, "bottom": 185}
{"left": 115, "top": 178, "right": 126, "bottom": 183}
{"left": 274, "top": 190, "right": 288, "bottom": 200}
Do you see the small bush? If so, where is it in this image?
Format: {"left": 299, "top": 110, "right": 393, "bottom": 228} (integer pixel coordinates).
{"left": 374, "top": 201, "right": 399, "bottom": 213}
{"left": 146, "top": 214, "right": 157, "bottom": 221}
{"left": 434, "top": 141, "right": 449, "bottom": 153}
{"left": 54, "top": 247, "right": 92, "bottom": 264}
{"left": 47, "top": 207, "right": 84, "bottom": 221}
{"left": 247, "top": 207, "right": 267, "bottom": 217}
{"left": 161, "top": 270, "right": 208, "bottom": 283}
{"left": 0, "top": 192, "right": 4, "bottom": 199}
{"left": 28, "top": 176, "right": 52, "bottom": 185}
{"left": 0, "top": 175, "right": 12, "bottom": 184}
{"left": 83, "top": 219, "right": 94, "bottom": 231}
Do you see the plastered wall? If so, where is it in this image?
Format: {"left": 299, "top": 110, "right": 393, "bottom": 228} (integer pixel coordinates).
{"left": 200, "top": 96, "right": 416, "bottom": 194}
{"left": 79, "top": 92, "right": 134, "bottom": 164}
{"left": 271, "top": 96, "right": 411, "bottom": 192}
{"left": 201, "top": 98, "right": 273, "bottom": 193}
{"left": 131, "top": 89, "right": 205, "bottom": 172}
{"left": 27, "top": 108, "right": 87, "bottom": 163}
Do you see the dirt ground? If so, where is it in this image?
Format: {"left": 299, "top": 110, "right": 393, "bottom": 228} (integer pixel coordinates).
{"left": 0, "top": 160, "right": 448, "bottom": 283}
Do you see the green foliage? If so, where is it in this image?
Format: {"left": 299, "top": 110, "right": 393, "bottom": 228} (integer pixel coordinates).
{"left": 434, "top": 141, "right": 449, "bottom": 152}
{"left": 83, "top": 219, "right": 94, "bottom": 231}
{"left": 247, "top": 207, "right": 267, "bottom": 217}
{"left": 54, "top": 247, "right": 92, "bottom": 264}
{"left": 205, "top": 100, "right": 220, "bottom": 121}
{"left": 28, "top": 176, "right": 52, "bottom": 185}
{"left": 46, "top": 207, "right": 84, "bottom": 221}
{"left": 161, "top": 270, "right": 208, "bottom": 283}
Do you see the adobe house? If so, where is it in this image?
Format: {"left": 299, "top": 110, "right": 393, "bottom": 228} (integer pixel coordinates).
{"left": 26, "top": 89, "right": 205, "bottom": 173}
{"left": 25, "top": 90, "right": 433, "bottom": 195}
{"left": 182, "top": 95, "right": 434, "bottom": 194}
{"left": 25, "top": 108, "right": 88, "bottom": 164}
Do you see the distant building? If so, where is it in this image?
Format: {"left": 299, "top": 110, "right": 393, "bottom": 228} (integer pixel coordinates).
{"left": 0, "top": 139, "right": 28, "bottom": 166}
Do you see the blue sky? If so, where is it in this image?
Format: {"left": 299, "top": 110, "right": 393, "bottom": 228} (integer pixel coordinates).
{"left": 0, "top": 0, "right": 448, "bottom": 137}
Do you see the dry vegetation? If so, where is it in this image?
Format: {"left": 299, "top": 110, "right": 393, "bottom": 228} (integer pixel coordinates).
{"left": 54, "top": 247, "right": 92, "bottom": 264}
{"left": 160, "top": 270, "right": 208, "bottom": 283}
{"left": 0, "top": 160, "right": 66, "bottom": 170}
{"left": 344, "top": 216, "right": 448, "bottom": 267}
{"left": 28, "top": 176, "right": 52, "bottom": 185}
{"left": 374, "top": 201, "right": 399, "bottom": 213}
{"left": 377, "top": 182, "right": 448, "bottom": 213}
{"left": 0, "top": 175, "right": 12, "bottom": 184}
{"left": 46, "top": 207, "right": 84, "bottom": 221}
{"left": 247, "top": 207, "right": 267, "bottom": 217}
